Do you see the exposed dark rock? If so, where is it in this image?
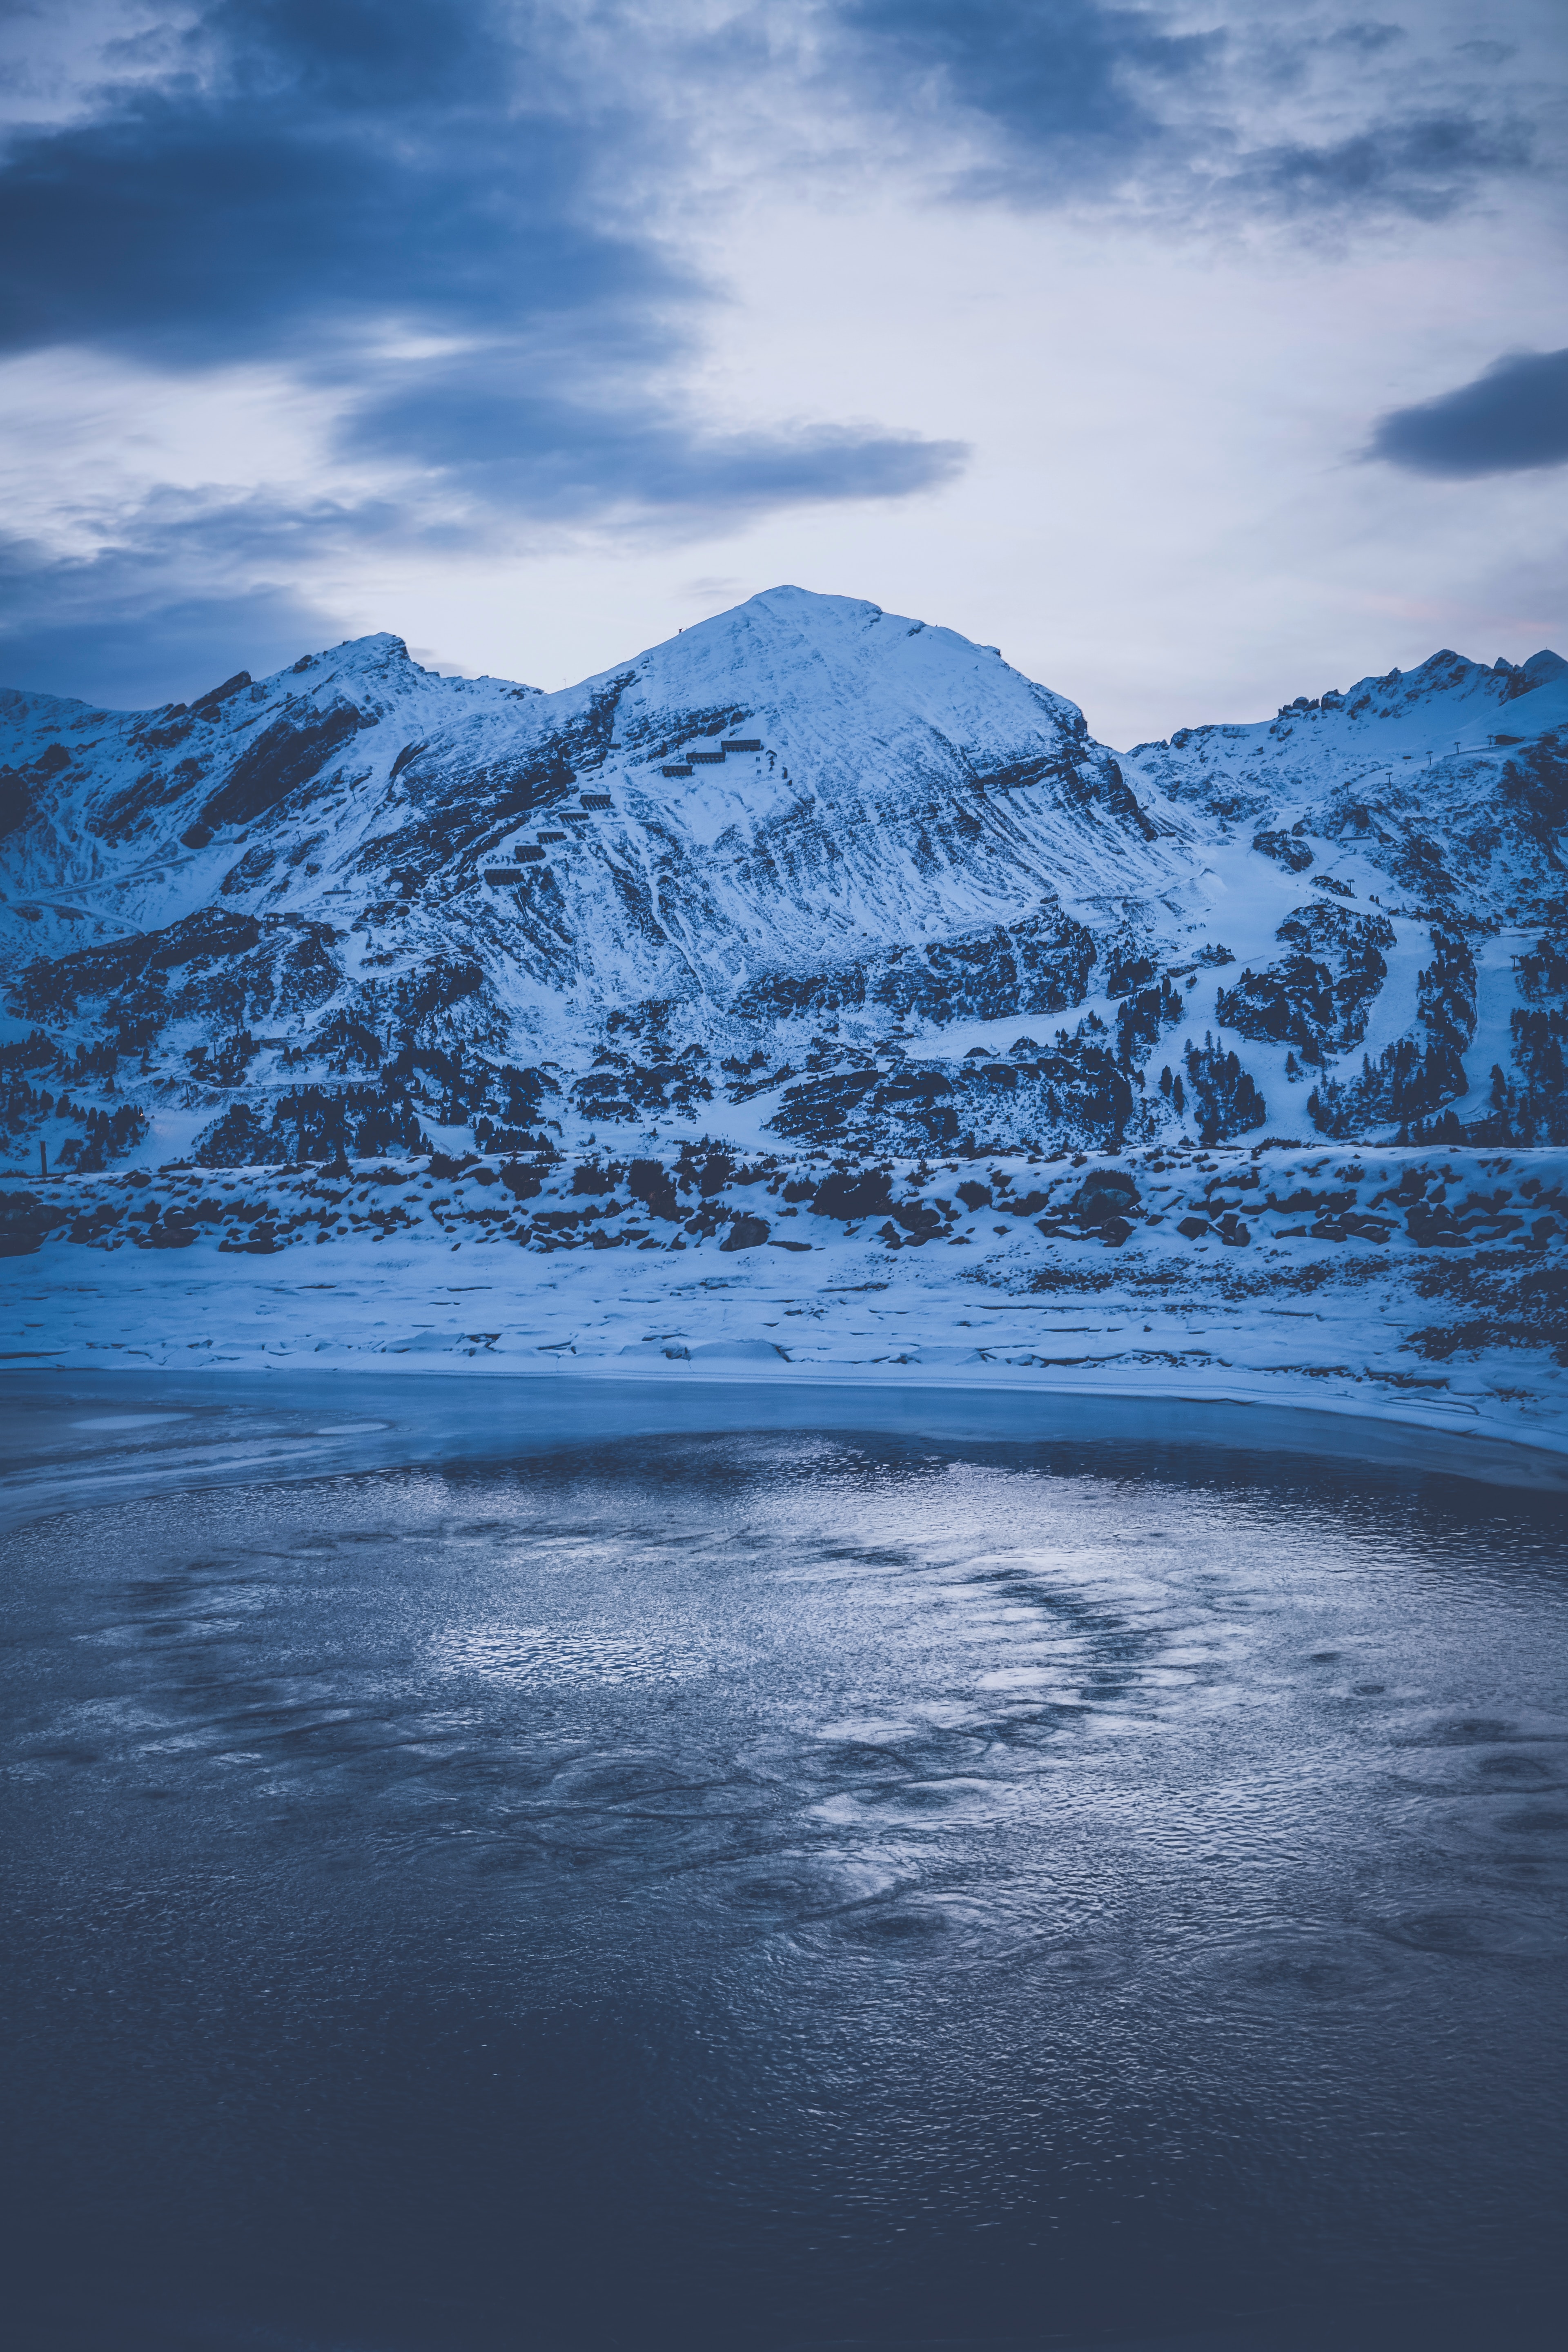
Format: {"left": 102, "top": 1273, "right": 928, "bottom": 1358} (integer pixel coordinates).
{"left": 11, "top": 910, "right": 265, "bottom": 1022}
{"left": 884, "top": 1196, "right": 943, "bottom": 1238}
{"left": 571, "top": 1160, "right": 619, "bottom": 1194}
{"left": 0, "top": 1191, "right": 61, "bottom": 1254}
{"left": 627, "top": 1157, "right": 682, "bottom": 1219}
{"left": 737, "top": 908, "right": 1096, "bottom": 1029}
{"left": 811, "top": 1169, "right": 893, "bottom": 1222}
{"left": 1071, "top": 1170, "right": 1140, "bottom": 1221}
{"left": 1253, "top": 829, "right": 1314, "bottom": 872}
{"left": 1218, "top": 904, "right": 1394, "bottom": 1058}
{"left": 0, "top": 768, "right": 34, "bottom": 840}
{"left": 200, "top": 698, "right": 367, "bottom": 828}
{"left": 192, "top": 670, "right": 252, "bottom": 711}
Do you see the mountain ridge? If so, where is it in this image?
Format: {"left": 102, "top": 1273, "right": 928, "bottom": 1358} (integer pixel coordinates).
{"left": 1, "top": 586, "right": 1564, "bottom": 1176}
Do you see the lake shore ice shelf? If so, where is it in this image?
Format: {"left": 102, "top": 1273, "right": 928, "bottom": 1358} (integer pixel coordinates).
{"left": 4, "top": 1136, "right": 1564, "bottom": 1465}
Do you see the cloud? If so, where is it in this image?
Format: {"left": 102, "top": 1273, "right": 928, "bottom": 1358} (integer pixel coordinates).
{"left": 0, "top": 3, "right": 684, "bottom": 370}
{"left": 1366, "top": 348, "right": 1568, "bottom": 478}
{"left": 341, "top": 372, "right": 967, "bottom": 522}
{"left": 1, "top": 2, "right": 1560, "bottom": 710}
{"left": 0, "top": 497, "right": 352, "bottom": 707}
{"left": 0, "top": 382, "right": 970, "bottom": 708}
{"left": 834, "top": 0, "right": 1215, "bottom": 198}
{"left": 1217, "top": 112, "right": 1536, "bottom": 225}
{"left": 828, "top": 0, "right": 1546, "bottom": 224}
{"left": 0, "top": 2, "right": 961, "bottom": 530}
{"left": 10, "top": 8, "right": 1544, "bottom": 383}
{"left": 0, "top": 572, "right": 339, "bottom": 711}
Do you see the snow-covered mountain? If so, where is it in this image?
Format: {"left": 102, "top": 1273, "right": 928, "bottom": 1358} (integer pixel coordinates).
{"left": 1, "top": 586, "right": 1564, "bottom": 1174}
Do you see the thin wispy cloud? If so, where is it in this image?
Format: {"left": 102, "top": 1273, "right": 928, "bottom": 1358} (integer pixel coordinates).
{"left": 824, "top": 1, "right": 1545, "bottom": 222}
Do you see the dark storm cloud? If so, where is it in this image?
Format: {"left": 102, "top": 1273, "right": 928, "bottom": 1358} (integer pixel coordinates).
{"left": 0, "top": 0, "right": 958, "bottom": 522}
{"left": 1, "top": 2, "right": 1557, "bottom": 705}
{"left": 830, "top": 1, "right": 1542, "bottom": 222}
{"left": 0, "top": 2, "right": 666, "bottom": 367}
{"left": 1367, "top": 349, "right": 1568, "bottom": 477}
{"left": 0, "top": 98, "right": 663, "bottom": 367}
{"left": 7, "top": 6, "right": 1542, "bottom": 383}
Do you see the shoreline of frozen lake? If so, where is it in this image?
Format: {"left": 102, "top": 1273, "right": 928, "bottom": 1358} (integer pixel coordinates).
{"left": 8, "top": 1141, "right": 1565, "bottom": 1462}
{"left": 3, "top": 1367, "right": 1565, "bottom": 1541}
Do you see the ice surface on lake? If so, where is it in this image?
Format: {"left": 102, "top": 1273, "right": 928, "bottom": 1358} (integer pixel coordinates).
{"left": 2, "top": 1388, "right": 1565, "bottom": 2350}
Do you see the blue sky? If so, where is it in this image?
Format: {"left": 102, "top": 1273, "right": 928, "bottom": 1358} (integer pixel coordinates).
{"left": 0, "top": 0, "right": 1562, "bottom": 738}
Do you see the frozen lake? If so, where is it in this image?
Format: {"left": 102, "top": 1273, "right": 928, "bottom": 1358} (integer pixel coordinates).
{"left": 2, "top": 1377, "right": 1565, "bottom": 2351}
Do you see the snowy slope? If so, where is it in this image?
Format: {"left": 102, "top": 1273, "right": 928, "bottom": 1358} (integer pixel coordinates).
{"left": 1122, "top": 645, "right": 1568, "bottom": 920}
{"left": 0, "top": 590, "right": 1563, "bottom": 1178}
{"left": 0, "top": 588, "right": 1171, "bottom": 993}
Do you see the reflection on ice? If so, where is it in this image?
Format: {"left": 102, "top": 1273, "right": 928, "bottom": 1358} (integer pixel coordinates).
{"left": 431, "top": 1622, "right": 706, "bottom": 1689}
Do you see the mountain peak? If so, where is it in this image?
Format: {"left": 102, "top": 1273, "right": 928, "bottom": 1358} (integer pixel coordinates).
{"left": 1, "top": 594, "right": 1563, "bottom": 1187}
{"left": 285, "top": 631, "right": 413, "bottom": 678}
